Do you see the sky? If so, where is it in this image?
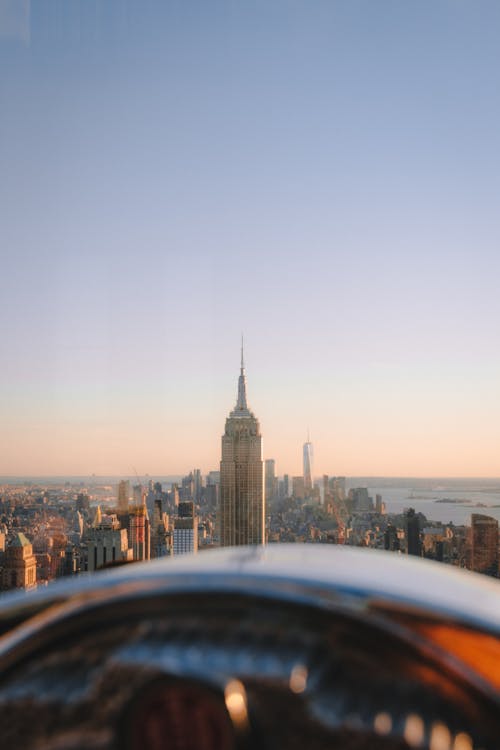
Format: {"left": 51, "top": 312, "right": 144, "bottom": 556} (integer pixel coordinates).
{"left": 1, "top": 0, "right": 500, "bottom": 477}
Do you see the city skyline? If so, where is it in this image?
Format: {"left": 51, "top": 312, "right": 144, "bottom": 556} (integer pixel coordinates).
{"left": 2, "top": 3, "right": 500, "bottom": 477}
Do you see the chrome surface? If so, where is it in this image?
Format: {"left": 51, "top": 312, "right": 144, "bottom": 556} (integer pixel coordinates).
{"left": 0, "top": 546, "right": 499, "bottom": 749}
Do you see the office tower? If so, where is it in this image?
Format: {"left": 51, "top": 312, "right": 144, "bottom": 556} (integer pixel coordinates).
{"left": 292, "top": 476, "right": 305, "bottom": 501}
{"left": 72, "top": 510, "right": 84, "bottom": 540}
{"left": 406, "top": 508, "right": 422, "bottom": 556}
{"left": 173, "top": 501, "right": 198, "bottom": 556}
{"left": 303, "top": 437, "right": 314, "bottom": 495}
{"left": 323, "top": 475, "right": 330, "bottom": 505}
{"left": 129, "top": 504, "right": 151, "bottom": 561}
{"left": 384, "top": 523, "right": 400, "bottom": 552}
{"left": 117, "top": 480, "right": 130, "bottom": 513}
{"left": 193, "top": 469, "right": 202, "bottom": 503}
{"left": 146, "top": 484, "right": 157, "bottom": 519}
{"left": 169, "top": 484, "right": 180, "bottom": 508}
{"left": 283, "top": 474, "right": 291, "bottom": 498}
{"left": 181, "top": 472, "right": 195, "bottom": 501}
{"left": 206, "top": 471, "right": 220, "bottom": 510}
{"left": 349, "top": 487, "right": 374, "bottom": 513}
{"left": 1, "top": 533, "right": 37, "bottom": 590}
{"left": 470, "top": 514, "right": 499, "bottom": 577}
{"left": 219, "top": 344, "right": 265, "bottom": 547}
{"left": 132, "top": 484, "right": 143, "bottom": 506}
{"left": 375, "top": 494, "right": 383, "bottom": 514}
{"left": 151, "top": 498, "right": 171, "bottom": 558}
{"left": 265, "top": 459, "right": 276, "bottom": 503}
{"left": 330, "top": 477, "right": 346, "bottom": 501}
{"left": 86, "top": 514, "right": 131, "bottom": 571}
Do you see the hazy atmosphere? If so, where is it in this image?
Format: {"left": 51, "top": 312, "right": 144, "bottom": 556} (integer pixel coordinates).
{"left": 1, "top": 1, "right": 500, "bottom": 477}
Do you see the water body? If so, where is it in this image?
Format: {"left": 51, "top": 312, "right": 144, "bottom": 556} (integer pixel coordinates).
{"left": 348, "top": 478, "right": 500, "bottom": 526}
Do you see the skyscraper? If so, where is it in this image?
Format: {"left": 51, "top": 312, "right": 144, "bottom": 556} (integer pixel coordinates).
{"left": 173, "top": 501, "right": 198, "bottom": 556}
{"left": 470, "top": 514, "right": 498, "bottom": 577}
{"left": 129, "top": 504, "right": 151, "bottom": 561}
{"left": 265, "top": 459, "right": 276, "bottom": 503}
{"left": 406, "top": 508, "right": 422, "bottom": 557}
{"left": 303, "top": 435, "right": 313, "bottom": 495}
{"left": 117, "top": 480, "right": 130, "bottom": 513}
{"left": 219, "top": 344, "right": 265, "bottom": 546}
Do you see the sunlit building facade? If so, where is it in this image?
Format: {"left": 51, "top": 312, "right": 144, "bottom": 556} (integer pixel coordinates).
{"left": 129, "top": 504, "right": 151, "bottom": 561}
{"left": 2, "top": 533, "right": 37, "bottom": 591}
{"left": 117, "top": 480, "right": 130, "bottom": 513}
{"left": 219, "top": 346, "right": 265, "bottom": 546}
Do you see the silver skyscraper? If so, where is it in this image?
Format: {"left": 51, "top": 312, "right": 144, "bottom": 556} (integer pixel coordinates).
{"left": 303, "top": 435, "right": 314, "bottom": 495}
{"left": 219, "top": 343, "right": 265, "bottom": 546}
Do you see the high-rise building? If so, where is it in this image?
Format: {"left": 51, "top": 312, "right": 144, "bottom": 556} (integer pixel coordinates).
{"left": 151, "top": 498, "right": 171, "bottom": 558}
{"left": 329, "top": 477, "right": 346, "bottom": 502}
{"left": 384, "top": 523, "right": 400, "bottom": 552}
{"left": 132, "top": 484, "right": 143, "bottom": 506}
{"left": 193, "top": 469, "right": 203, "bottom": 503}
{"left": 205, "top": 471, "right": 220, "bottom": 510}
{"left": 349, "top": 487, "right": 374, "bottom": 513}
{"left": 406, "top": 508, "right": 422, "bottom": 556}
{"left": 173, "top": 501, "right": 198, "bottom": 556}
{"left": 219, "top": 344, "right": 265, "bottom": 547}
{"left": 470, "top": 514, "right": 498, "bottom": 577}
{"left": 117, "top": 480, "right": 130, "bottom": 513}
{"left": 283, "top": 474, "right": 291, "bottom": 498}
{"left": 86, "top": 514, "right": 132, "bottom": 572}
{"left": 303, "top": 437, "right": 314, "bottom": 495}
{"left": 1, "top": 533, "right": 37, "bottom": 590}
{"left": 169, "top": 484, "right": 180, "bottom": 509}
{"left": 292, "top": 476, "right": 305, "bottom": 501}
{"left": 129, "top": 504, "right": 151, "bottom": 561}
{"left": 265, "top": 459, "right": 276, "bottom": 503}
{"left": 181, "top": 472, "right": 195, "bottom": 501}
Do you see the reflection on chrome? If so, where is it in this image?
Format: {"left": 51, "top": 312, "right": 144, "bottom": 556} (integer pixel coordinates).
{"left": 453, "top": 733, "right": 473, "bottom": 750}
{"left": 373, "top": 711, "right": 392, "bottom": 735}
{"left": 404, "top": 713, "right": 425, "bottom": 747}
{"left": 224, "top": 679, "right": 248, "bottom": 730}
{"left": 430, "top": 721, "right": 452, "bottom": 750}
{"left": 289, "top": 663, "right": 308, "bottom": 694}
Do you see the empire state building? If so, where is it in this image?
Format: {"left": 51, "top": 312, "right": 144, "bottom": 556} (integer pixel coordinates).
{"left": 219, "top": 346, "right": 265, "bottom": 546}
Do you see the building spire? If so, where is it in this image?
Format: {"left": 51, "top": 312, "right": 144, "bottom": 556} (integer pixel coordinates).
{"left": 236, "top": 336, "right": 248, "bottom": 411}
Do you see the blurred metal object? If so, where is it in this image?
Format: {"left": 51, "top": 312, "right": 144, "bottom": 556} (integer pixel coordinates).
{"left": 0, "top": 545, "right": 499, "bottom": 749}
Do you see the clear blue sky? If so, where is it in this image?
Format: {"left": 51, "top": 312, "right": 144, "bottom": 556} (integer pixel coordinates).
{"left": 1, "top": 1, "right": 500, "bottom": 476}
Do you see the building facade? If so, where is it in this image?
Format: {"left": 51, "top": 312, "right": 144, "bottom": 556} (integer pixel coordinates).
{"left": 173, "top": 501, "right": 198, "bottom": 556}
{"left": 265, "top": 459, "right": 277, "bottom": 504}
{"left": 219, "top": 346, "right": 265, "bottom": 546}
{"left": 470, "top": 513, "right": 498, "bottom": 577}
{"left": 303, "top": 438, "right": 314, "bottom": 495}
{"left": 129, "top": 504, "right": 151, "bottom": 561}
{"left": 86, "top": 514, "right": 132, "bottom": 572}
{"left": 117, "top": 480, "right": 130, "bottom": 513}
{"left": 2, "top": 533, "right": 37, "bottom": 590}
